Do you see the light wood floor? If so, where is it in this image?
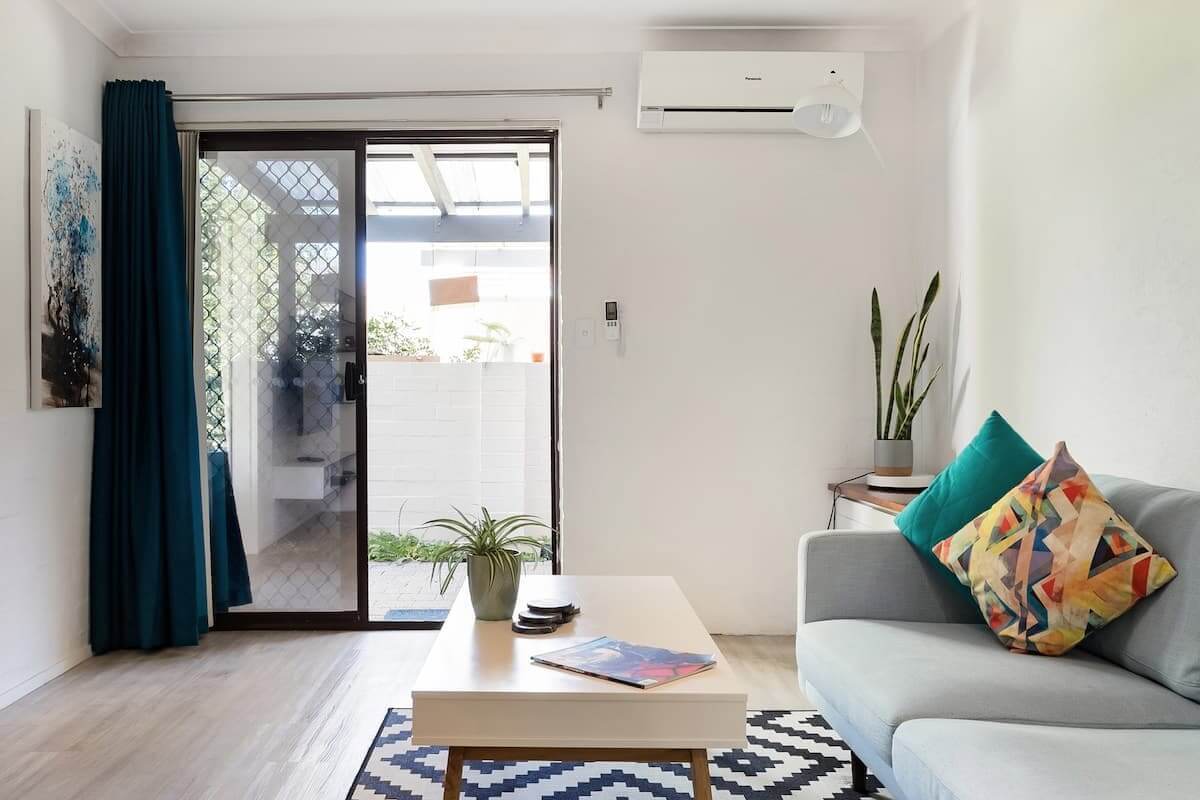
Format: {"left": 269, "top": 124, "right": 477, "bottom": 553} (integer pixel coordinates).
{"left": 0, "top": 632, "right": 807, "bottom": 800}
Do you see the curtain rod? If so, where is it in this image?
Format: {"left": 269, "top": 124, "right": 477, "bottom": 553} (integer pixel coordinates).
{"left": 169, "top": 87, "right": 613, "bottom": 109}
{"left": 174, "top": 119, "right": 562, "bottom": 132}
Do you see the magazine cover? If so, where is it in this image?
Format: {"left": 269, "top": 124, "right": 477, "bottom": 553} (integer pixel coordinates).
{"left": 532, "top": 636, "right": 716, "bottom": 689}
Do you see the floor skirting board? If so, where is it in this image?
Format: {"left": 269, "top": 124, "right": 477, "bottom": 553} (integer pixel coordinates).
{"left": 0, "top": 643, "right": 91, "bottom": 711}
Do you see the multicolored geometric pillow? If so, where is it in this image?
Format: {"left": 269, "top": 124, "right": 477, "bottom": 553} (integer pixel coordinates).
{"left": 932, "top": 442, "right": 1177, "bottom": 656}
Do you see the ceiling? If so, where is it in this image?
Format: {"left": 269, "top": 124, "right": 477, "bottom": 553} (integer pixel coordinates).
{"left": 89, "top": 0, "right": 958, "bottom": 32}
{"left": 59, "top": 0, "right": 969, "bottom": 56}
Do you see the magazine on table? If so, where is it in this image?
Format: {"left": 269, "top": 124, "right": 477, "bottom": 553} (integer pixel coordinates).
{"left": 532, "top": 636, "right": 716, "bottom": 689}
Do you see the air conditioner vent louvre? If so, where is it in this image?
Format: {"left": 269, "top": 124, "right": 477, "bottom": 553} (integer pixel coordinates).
{"left": 652, "top": 107, "right": 794, "bottom": 114}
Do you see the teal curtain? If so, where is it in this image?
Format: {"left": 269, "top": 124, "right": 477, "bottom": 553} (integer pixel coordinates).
{"left": 208, "top": 451, "right": 252, "bottom": 612}
{"left": 90, "top": 80, "right": 207, "bottom": 654}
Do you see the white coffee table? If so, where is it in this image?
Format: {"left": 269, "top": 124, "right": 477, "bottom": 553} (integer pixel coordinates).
{"left": 412, "top": 575, "right": 748, "bottom": 799}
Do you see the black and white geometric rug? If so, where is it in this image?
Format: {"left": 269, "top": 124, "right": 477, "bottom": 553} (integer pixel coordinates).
{"left": 348, "top": 709, "right": 884, "bottom": 799}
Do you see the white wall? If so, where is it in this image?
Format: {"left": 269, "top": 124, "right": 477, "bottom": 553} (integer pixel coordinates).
{"left": 917, "top": 2, "right": 1200, "bottom": 489}
{"left": 0, "top": 0, "right": 115, "bottom": 709}
{"left": 117, "top": 45, "right": 916, "bottom": 633}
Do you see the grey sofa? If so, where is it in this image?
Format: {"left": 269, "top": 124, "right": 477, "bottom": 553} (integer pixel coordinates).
{"left": 795, "top": 475, "right": 1200, "bottom": 800}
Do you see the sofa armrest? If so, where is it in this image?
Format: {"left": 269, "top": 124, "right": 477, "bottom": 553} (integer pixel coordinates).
{"left": 797, "top": 529, "right": 979, "bottom": 625}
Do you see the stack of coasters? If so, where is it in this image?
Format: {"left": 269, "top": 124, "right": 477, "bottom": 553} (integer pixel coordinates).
{"left": 511, "top": 598, "right": 580, "bottom": 635}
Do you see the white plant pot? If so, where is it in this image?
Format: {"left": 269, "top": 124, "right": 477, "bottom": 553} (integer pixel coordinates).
{"left": 874, "top": 439, "right": 914, "bottom": 477}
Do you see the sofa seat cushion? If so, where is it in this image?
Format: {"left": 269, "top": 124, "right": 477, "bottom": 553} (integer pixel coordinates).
{"left": 893, "top": 719, "right": 1200, "bottom": 800}
{"left": 795, "top": 620, "right": 1200, "bottom": 762}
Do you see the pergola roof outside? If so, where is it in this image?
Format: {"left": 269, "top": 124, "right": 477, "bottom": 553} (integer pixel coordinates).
{"left": 367, "top": 142, "right": 550, "bottom": 217}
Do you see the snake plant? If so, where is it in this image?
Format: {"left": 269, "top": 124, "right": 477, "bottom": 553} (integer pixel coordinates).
{"left": 871, "top": 273, "right": 942, "bottom": 441}
{"left": 423, "top": 507, "right": 549, "bottom": 595}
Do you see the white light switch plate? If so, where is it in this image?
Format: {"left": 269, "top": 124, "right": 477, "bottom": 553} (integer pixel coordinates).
{"left": 575, "top": 318, "right": 595, "bottom": 348}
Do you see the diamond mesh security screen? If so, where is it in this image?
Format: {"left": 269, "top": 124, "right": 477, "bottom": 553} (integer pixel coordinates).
{"left": 199, "top": 151, "right": 357, "bottom": 612}
{"left": 199, "top": 161, "right": 279, "bottom": 452}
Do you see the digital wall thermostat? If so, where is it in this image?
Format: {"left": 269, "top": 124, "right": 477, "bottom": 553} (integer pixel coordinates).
{"left": 604, "top": 301, "right": 621, "bottom": 341}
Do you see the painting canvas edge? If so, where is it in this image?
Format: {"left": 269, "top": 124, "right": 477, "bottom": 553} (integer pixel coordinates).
{"left": 27, "top": 108, "right": 44, "bottom": 411}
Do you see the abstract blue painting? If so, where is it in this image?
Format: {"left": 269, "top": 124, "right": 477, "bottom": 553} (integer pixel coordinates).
{"left": 29, "top": 110, "right": 102, "bottom": 409}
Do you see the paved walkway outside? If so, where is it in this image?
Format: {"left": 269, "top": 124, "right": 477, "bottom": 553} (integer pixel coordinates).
{"left": 369, "top": 560, "right": 552, "bottom": 620}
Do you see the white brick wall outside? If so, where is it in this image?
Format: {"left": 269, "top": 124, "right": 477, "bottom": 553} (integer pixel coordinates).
{"left": 367, "top": 360, "right": 552, "bottom": 539}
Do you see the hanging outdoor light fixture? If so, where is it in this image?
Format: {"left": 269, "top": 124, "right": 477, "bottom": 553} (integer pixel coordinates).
{"left": 792, "top": 68, "right": 885, "bottom": 166}
{"left": 791, "top": 70, "right": 863, "bottom": 139}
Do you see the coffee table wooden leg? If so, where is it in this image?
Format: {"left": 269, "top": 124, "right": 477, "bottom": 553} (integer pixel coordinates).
{"left": 689, "top": 749, "right": 712, "bottom": 800}
{"left": 443, "top": 746, "right": 464, "bottom": 800}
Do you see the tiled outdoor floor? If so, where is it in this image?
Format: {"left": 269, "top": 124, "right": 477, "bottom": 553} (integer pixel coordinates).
{"left": 239, "top": 514, "right": 357, "bottom": 612}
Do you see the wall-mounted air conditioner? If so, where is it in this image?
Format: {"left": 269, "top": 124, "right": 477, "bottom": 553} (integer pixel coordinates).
{"left": 637, "top": 51, "right": 865, "bottom": 133}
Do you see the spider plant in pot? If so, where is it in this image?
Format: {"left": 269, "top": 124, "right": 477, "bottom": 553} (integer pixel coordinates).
{"left": 424, "top": 507, "right": 549, "bottom": 620}
{"left": 869, "top": 272, "right": 943, "bottom": 477}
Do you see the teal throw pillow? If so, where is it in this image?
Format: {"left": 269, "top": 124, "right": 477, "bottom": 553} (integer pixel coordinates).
{"left": 895, "top": 411, "right": 1042, "bottom": 599}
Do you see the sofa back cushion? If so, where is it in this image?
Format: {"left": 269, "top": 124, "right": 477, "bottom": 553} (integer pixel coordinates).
{"left": 1087, "top": 475, "right": 1200, "bottom": 702}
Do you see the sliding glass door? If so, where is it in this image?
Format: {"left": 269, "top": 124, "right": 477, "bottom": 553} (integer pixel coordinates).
{"left": 197, "top": 129, "right": 559, "bottom": 629}
{"left": 199, "top": 133, "right": 364, "bottom": 625}
{"left": 363, "top": 135, "right": 557, "bottom": 623}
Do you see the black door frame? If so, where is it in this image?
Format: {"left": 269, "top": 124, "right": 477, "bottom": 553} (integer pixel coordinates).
{"left": 200, "top": 129, "right": 561, "bottom": 631}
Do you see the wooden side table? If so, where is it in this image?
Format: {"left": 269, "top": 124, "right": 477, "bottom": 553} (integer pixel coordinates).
{"left": 827, "top": 482, "right": 918, "bottom": 530}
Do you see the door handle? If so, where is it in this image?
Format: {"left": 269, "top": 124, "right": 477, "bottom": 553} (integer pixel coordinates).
{"left": 344, "top": 361, "right": 364, "bottom": 402}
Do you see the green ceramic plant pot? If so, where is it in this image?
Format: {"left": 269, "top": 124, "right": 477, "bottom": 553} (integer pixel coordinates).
{"left": 467, "top": 553, "right": 521, "bottom": 620}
